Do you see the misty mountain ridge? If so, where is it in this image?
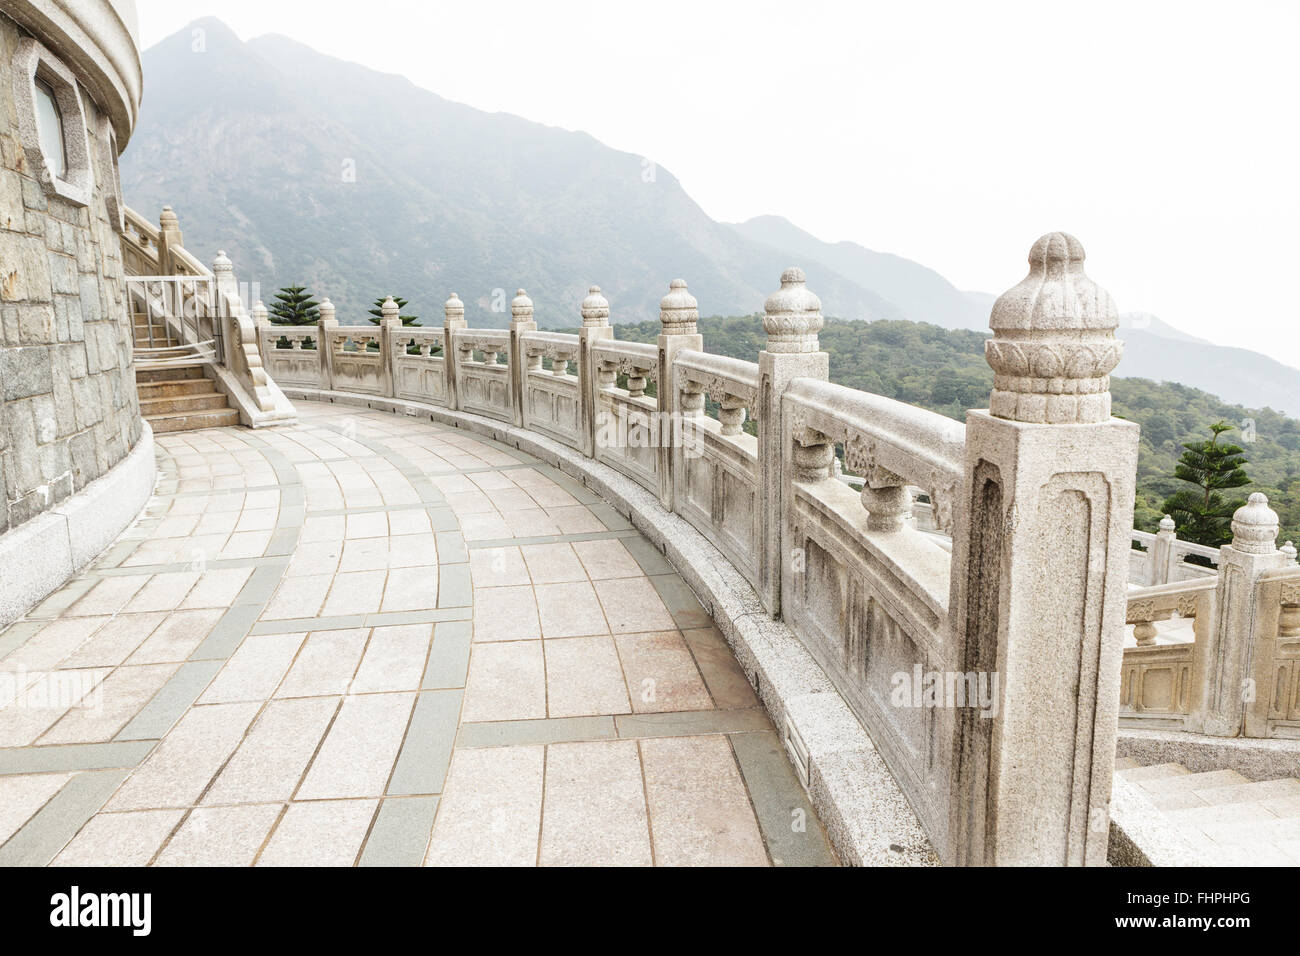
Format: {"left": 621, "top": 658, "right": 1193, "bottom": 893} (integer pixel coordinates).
{"left": 121, "top": 17, "right": 1299, "bottom": 415}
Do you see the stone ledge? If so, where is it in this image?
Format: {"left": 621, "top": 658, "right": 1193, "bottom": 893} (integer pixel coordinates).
{"left": 1118, "top": 726, "right": 1300, "bottom": 781}
{"left": 0, "top": 423, "right": 155, "bottom": 627}
{"left": 1108, "top": 774, "right": 1213, "bottom": 867}
{"left": 283, "top": 386, "right": 939, "bottom": 866}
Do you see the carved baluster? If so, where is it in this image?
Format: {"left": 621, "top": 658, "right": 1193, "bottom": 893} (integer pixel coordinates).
{"left": 791, "top": 430, "right": 834, "bottom": 482}
{"left": 553, "top": 352, "right": 570, "bottom": 377}
{"left": 679, "top": 378, "right": 704, "bottom": 416}
{"left": 861, "top": 469, "right": 912, "bottom": 532}
{"left": 718, "top": 393, "right": 747, "bottom": 436}
{"left": 627, "top": 366, "right": 648, "bottom": 398}
{"left": 598, "top": 357, "right": 617, "bottom": 390}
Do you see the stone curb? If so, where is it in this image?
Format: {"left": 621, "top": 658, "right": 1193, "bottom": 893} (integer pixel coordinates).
{"left": 0, "top": 423, "right": 156, "bottom": 627}
{"left": 284, "top": 386, "right": 940, "bottom": 865}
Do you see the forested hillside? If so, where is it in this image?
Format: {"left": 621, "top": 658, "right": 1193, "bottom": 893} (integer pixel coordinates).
{"left": 602, "top": 316, "right": 1300, "bottom": 543}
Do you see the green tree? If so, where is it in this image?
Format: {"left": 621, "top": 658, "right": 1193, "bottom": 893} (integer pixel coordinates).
{"left": 1160, "top": 421, "right": 1251, "bottom": 547}
{"left": 367, "top": 295, "right": 420, "bottom": 327}
{"left": 267, "top": 285, "right": 320, "bottom": 326}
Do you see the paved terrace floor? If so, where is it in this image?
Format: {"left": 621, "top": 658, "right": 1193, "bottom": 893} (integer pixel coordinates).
{"left": 0, "top": 401, "right": 836, "bottom": 866}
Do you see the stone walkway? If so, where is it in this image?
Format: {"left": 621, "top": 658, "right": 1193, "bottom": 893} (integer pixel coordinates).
{"left": 0, "top": 401, "right": 836, "bottom": 866}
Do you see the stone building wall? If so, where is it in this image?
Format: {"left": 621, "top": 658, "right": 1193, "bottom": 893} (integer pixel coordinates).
{"left": 0, "top": 10, "right": 143, "bottom": 534}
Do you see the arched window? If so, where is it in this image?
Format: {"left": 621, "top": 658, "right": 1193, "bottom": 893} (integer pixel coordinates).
{"left": 33, "top": 76, "right": 68, "bottom": 180}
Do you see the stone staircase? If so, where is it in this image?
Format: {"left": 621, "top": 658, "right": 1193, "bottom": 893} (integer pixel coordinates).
{"left": 135, "top": 365, "right": 240, "bottom": 434}
{"left": 1116, "top": 756, "right": 1300, "bottom": 864}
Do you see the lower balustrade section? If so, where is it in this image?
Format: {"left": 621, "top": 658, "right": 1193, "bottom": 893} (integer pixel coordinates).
{"left": 391, "top": 329, "right": 449, "bottom": 406}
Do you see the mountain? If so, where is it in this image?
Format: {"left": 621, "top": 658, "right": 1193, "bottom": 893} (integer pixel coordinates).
{"left": 120, "top": 18, "right": 905, "bottom": 327}
{"left": 122, "top": 19, "right": 1299, "bottom": 415}
{"left": 726, "top": 215, "right": 990, "bottom": 331}
{"left": 1116, "top": 329, "right": 1299, "bottom": 416}
{"left": 729, "top": 216, "right": 1299, "bottom": 412}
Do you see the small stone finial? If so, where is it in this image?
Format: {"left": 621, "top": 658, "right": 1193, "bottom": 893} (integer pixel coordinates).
{"left": 762, "top": 267, "right": 823, "bottom": 354}
{"left": 251, "top": 300, "right": 269, "bottom": 325}
{"left": 444, "top": 292, "right": 464, "bottom": 325}
{"left": 1158, "top": 514, "right": 1176, "bottom": 534}
{"left": 1282, "top": 541, "right": 1298, "bottom": 565}
{"left": 581, "top": 285, "right": 610, "bottom": 327}
{"left": 659, "top": 279, "right": 698, "bottom": 335}
{"left": 1230, "top": 492, "right": 1280, "bottom": 555}
{"left": 381, "top": 295, "right": 399, "bottom": 320}
{"left": 984, "top": 233, "right": 1123, "bottom": 424}
{"left": 319, "top": 297, "right": 336, "bottom": 323}
{"left": 159, "top": 205, "right": 178, "bottom": 226}
{"left": 212, "top": 250, "right": 233, "bottom": 275}
{"left": 511, "top": 288, "right": 534, "bottom": 324}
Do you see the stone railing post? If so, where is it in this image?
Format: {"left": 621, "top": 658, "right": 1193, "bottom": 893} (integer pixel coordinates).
{"left": 761, "top": 268, "right": 829, "bottom": 615}
{"left": 949, "top": 233, "right": 1138, "bottom": 866}
{"left": 1193, "top": 493, "right": 1289, "bottom": 736}
{"left": 658, "top": 279, "right": 703, "bottom": 509}
{"left": 251, "top": 300, "right": 270, "bottom": 366}
{"left": 1149, "top": 514, "right": 1177, "bottom": 585}
{"left": 211, "top": 250, "right": 237, "bottom": 368}
{"left": 442, "top": 292, "right": 466, "bottom": 410}
{"left": 318, "top": 297, "right": 338, "bottom": 391}
{"left": 378, "top": 295, "right": 401, "bottom": 397}
{"left": 508, "top": 289, "right": 536, "bottom": 427}
{"left": 578, "top": 286, "right": 612, "bottom": 456}
{"left": 156, "top": 205, "right": 183, "bottom": 276}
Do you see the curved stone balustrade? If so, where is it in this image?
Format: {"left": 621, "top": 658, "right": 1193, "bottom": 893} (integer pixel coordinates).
{"left": 260, "top": 240, "right": 1152, "bottom": 866}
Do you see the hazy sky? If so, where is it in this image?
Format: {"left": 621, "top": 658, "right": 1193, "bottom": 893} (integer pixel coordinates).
{"left": 137, "top": 0, "right": 1300, "bottom": 368}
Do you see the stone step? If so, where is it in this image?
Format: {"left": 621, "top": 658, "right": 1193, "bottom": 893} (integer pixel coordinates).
{"left": 1115, "top": 762, "right": 1189, "bottom": 783}
{"left": 139, "top": 392, "right": 230, "bottom": 414}
{"left": 1260, "top": 795, "right": 1300, "bottom": 819}
{"left": 1114, "top": 756, "right": 1141, "bottom": 771}
{"left": 144, "top": 407, "right": 240, "bottom": 433}
{"left": 1138, "top": 769, "right": 1250, "bottom": 796}
{"left": 1196, "top": 816, "right": 1300, "bottom": 846}
{"left": 134, "top": 378, "right": 214, "bottom": 398}
{"left": 136, "top": 365, "right": 205, "bottom": 384}
{"left": 1192, "top": 777, "right": 1300, "bottom": 807}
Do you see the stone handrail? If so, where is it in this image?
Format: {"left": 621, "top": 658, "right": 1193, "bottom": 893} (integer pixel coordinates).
{"left": 122, "top": 204, "right": 296, "bottom": 427}
{"left": 260, "top": 236, "right": 1153, "bottom": 866}
{"left": 591, "top": 339, "right": 659, "bottom": 390}
{"left": 783, "top": 378, "right": 965, "bottom": 536}
{"left": 1123, "top": 501, "right": 1300, "bottom": 738}
{"left": 671, "top": 350, "right": 763, "bottom": 593}
{"left": 1129, "top": 519, "right": 1220, "bottom": 586}
{"left": 1121, "top": 579, "right": 1214, "bottom": 725}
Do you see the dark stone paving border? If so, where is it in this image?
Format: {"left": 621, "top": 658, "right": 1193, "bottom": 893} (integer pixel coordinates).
{"left": 0, "top": 768, "right": 131, "bottom": 866}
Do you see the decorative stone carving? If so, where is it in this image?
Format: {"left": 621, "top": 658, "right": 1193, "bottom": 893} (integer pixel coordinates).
{"left": 659, "top": 279, "right": 698, "bottom": 335}
{"left": 1159, "top": 514, "right": 1176, "bottom": 533}
{"left": 1230, "top": 493, "right": 1280, "bottom": 555}
{"left": 763, "top": 267, "right": 823, "bottom": 354}
{"left": 1281, "top": 541, "right": 1297, "bottom": 565}
{"left": 381, "top": 295, "right": 399, "bottom": 324}
{"left": 581, "top": 286, "right": 610, "bottom": 327}
{"left": 985, "top": 232, "right": 1123, "bottom": 424}
{"left": 319, "top": 298, "right": 336, "bottom": 324}
{"left": 444, "top": 292, "right": 465, "bottom": 327}
{"left": 511, "top": 288, "right": 534, "bottom": 325}
{"left": 212, "top": 249, "right": 233, "bottom": 280}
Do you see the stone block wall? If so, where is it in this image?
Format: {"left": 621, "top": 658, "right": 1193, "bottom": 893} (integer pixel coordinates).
{"left": 0, "top": 11, "right": 143, "bottom": 534}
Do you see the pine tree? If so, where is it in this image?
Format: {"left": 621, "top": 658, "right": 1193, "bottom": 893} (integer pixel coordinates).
{"left": 1160, "top": 421, "right": 1251, "bottom": 547}
{"left": 367, "top": 295, "right": 420, "bottom": 326}
{"left": 267, "top": 285, "right": 320, "bottom": 326}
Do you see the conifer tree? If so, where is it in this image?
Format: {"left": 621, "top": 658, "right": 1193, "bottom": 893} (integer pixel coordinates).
{"left": 367, "top": 295, "right": 420, "bottom": 326}
{"left": 1160, "top": 421, "right": 1251, "bottom": 547}
{"left": 267, "top": 285, "right": 320, "bottom": 325}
